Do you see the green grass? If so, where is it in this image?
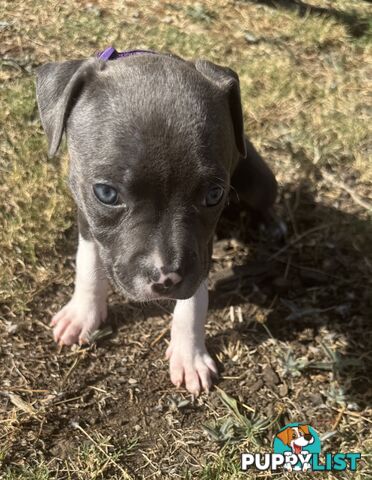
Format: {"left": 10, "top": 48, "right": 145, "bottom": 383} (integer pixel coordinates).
{"left": 3, "top": 464, "right": 52, "bottom": 480}
{"left": 1, "top": 76, "right": 73, "bottom": 312}
{"left": 3, "top": 432, "right": 138, "bottom": 480}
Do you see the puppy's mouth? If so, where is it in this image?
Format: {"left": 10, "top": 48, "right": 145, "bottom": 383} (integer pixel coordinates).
{"left": 115, "top": 283, "right": 197, "bottom": 302}
{"left": 293, "top": 444, "right": 302, "bottom": 455}
{"left": 107, "top": 244, "right": 211, "bottom": 302}
{"left": 110, "top": 270, "right": 200, "bottom": 302}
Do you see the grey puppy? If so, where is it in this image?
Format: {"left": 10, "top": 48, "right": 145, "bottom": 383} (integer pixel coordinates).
{"left": 35, "top": 49, "right": 277, "bottom": 394}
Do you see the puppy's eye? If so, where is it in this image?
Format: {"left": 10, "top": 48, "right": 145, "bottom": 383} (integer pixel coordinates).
{"left": 93, "top": 184, "right": 118, "bottom": 205}
{"left": 205, "top": 186, "right": 224, "bottom": 207}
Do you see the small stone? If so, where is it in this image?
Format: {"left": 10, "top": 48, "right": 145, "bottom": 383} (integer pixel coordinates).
{"left": 308, "top": 393, "right": 324, "bottom": 406}
{"left": 5, "top": 322, "right": 18, "bottom": 334}
{"left": 244, "top": 32, "right": 259, "bottom": 44}
{"left": 128, "top": 378, "right": 137, "bottom": 385}
{"left": 278, "top": 383, "right": 288, "bottom": 397}
{"left": 262, "top": 365, "right": 280, "bottom": 386}
{"left": 250, "top": 379, "right": 264, "bottom": 393}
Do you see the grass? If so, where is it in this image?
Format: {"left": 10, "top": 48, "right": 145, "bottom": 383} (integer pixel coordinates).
{"left": 3, "top": 430, "right": 138, "bottom": 479}
{"left": 1, "top": 0, "right": 371, "bottom": 478}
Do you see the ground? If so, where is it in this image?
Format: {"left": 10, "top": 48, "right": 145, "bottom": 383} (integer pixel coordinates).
{"left": 0, "top": 0, "right": 371, "bottom": 478}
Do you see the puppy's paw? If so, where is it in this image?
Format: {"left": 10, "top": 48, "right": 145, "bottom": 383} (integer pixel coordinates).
{"left": 51, "top": 296, "right": 107, "bottom": 346}
{"left": 166, "top": 343, "right": 218, "bottom": 395}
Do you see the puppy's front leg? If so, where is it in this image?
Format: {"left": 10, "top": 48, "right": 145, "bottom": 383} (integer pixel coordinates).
{"left": 166, "top": 280, "right": 218, "bottom": 394}
{"left": 51, "top": 234, "right": 108, "bottom": 346}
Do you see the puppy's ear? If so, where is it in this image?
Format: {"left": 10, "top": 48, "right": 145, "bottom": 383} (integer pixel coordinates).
{"left": 299, "top": 425, "right": 310, "bottom": 435}
{"left": 194, "top": 59, "right": 246, "bottom": 158}
{"left": 35, "top": 58, "right": 102, "bottom": 157}
{"left": 276, "top": 428, "right": 291, "bottom": 446}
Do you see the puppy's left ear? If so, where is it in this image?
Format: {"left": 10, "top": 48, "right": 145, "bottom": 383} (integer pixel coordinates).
{"left": 194, "top": 59, "right": 246, "bottom": 158}
{"left": 299, "top": 425, "right": 311, "bottom": 435}
{"left": 276, "top": 428, "right": 291, "bottom": 446}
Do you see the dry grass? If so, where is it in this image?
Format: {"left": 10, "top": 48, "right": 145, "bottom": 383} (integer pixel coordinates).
{"left": 1, "top": 0, "right": 371, "bottom": 478}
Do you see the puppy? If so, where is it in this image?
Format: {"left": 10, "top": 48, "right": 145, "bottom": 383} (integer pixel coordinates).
{"left": 276, "top": 425, "right": 314, "bottom": 471}
{"left": 35, "top": 48, "right": 278, "bottom": 394}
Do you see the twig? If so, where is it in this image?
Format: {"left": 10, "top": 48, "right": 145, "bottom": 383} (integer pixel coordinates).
{"left": 150, "top": 326, "right": 170, "bottom": 348}
{"left": 53, "top": 396, "right": 84, "bottom": 406}
{"left": 322, "top": 170, "right": 372, "bottom": 212}
{"left": 179, "top": 446, "right": 202, "bottom": 466}
{"left": 332, "top": 405, "right": 346, "bottom": 430}
{"left": 268, "top": 223, "right": 334, "bottom": 261}
{"left": 272, "top": 257, "right": 345, "bottom": 281}
{"left": 284, "top": 255, "right": 292, "bottom": 279}
{"left": 60, "top": 353, "right": 84, "bottom": 388}
{"left": 5, "top": 392, "right": 37, "bottom": 416}
{"left": 72, "top": 422, "right": 133, "bottom": 479}
{"left": 7, "top": 387, "right": 50, "bottom": 393}
{"left": 33, "top": 318, "right": 51, "bottom": 331}
{"left": 285, "top": 196, "right": 299, "bottom": 238}
{"left": 330, "top": 406, "right": 372, "bottom": 424}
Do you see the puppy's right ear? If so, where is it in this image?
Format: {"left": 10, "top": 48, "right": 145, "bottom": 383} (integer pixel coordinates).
{"left": 35, "top": 58, "right": 102, "bottom": 157}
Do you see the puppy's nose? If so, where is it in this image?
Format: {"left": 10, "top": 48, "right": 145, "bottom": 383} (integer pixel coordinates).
{"left": 304, "top": 434, "right": 312, "bottom": 441}
{"left": 151, "top": 269, "right": 182, "bottom": 294}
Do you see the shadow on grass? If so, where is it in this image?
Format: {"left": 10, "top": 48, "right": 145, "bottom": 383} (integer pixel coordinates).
{"left": 209, "top": 178, "right": 372, "bottom": 410}
{"left": 245, "top": 0, "right": 370, "bottom": 38}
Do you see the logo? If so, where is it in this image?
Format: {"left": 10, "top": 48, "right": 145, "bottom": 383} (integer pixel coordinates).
{"left": 241, "top": 422, "right": 361, "bottom": 472}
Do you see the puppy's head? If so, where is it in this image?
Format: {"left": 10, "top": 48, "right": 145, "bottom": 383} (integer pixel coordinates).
{"left": 276, "top": 425, "right": 314, "bottom": 453}
{"left": 35, "top": 53, "right": 246, "bottom": 301}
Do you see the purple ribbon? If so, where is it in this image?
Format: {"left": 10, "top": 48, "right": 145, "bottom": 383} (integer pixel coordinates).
{"left": 96, "top": 46, "right": 157, "bottom": 61}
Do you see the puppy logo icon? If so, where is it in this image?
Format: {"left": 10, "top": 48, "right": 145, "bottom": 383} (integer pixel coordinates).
{"left": 241, "top": 422, "right": 361, "bottom": 472}
{"left": 273, "top": 423, "right": 321, "bottom": 471}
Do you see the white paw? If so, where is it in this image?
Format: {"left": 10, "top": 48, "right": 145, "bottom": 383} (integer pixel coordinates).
{"left": 166, "top": 343, "right": 218, "bottom": 395}
{"left": 51, "top": 296, "right": 107, "bottom": 346}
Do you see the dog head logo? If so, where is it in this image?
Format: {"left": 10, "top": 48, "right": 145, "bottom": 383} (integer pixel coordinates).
{"left": 273, "top": 423, "right": 321, "bottom": 471}
{"left": 276, "top": 424, "right": 314, "bottom": 454}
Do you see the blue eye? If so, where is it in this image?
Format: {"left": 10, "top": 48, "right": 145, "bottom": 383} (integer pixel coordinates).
{"left": 93, "top": 184, "right": 118, "bottom": 205}
{"left": 205, "top": 186, "right": 224, "bottom": 207}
